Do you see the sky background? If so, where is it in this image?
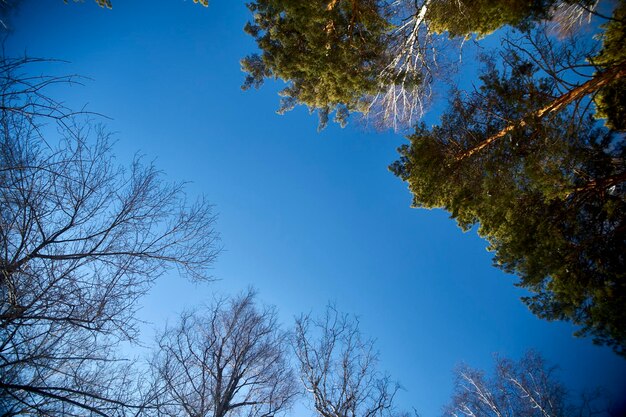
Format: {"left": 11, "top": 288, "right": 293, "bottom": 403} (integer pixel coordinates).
{"left": 6, "top": 1, "right": 626, "bottom": 416}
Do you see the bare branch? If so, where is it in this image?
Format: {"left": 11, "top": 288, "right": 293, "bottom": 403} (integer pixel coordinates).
{"left": 294, "top": 305, "right": 402, "bottom": 417}
{"left": 149, "top": 290, "right": 298, "bottom": 417}
{"left": 444, "top": 351, "right": 609, "bottom": 417}
{"left": 0, "top": 56, "right": 221, "bottom": 415}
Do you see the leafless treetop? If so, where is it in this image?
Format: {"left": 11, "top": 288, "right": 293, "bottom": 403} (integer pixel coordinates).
{"left": 0, "top": 56, "right": 221, "bottom": 416}
{"left": 150, "top": 290, "right": 298, "bottom": 417}
{"left": 294, "top": 305, "right": 402, "bottom": 417}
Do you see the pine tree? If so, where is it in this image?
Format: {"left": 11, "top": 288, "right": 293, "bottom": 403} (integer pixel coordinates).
{"left": 241, "top": 0, "right": 392, "bottom": 129}
{"left": 391, "top": 54, "right": 626, "bottom": 355}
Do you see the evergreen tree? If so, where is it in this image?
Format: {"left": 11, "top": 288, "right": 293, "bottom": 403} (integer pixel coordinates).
{"left": 426, "top": 0, "right": 557, "bottom": 37}
{"left": 390, "top": 55, "right": 626, "bottom": 355}
{"left": 425, "top": 0, "right": 595, "bottom": 38}
{"left": 592, "top": 2, "right": 626, "bottom": 131}
{"left": 241, "top": 0, "right": 392, "bottom": 129}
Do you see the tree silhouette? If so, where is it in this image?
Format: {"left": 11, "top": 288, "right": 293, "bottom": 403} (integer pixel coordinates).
{"left": 0, "top": 56, "right": 220, "bottom": 415}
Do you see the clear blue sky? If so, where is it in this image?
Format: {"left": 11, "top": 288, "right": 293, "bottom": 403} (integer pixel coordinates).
{"left": 7, "top": 1, "right": 626, "bottom": 416}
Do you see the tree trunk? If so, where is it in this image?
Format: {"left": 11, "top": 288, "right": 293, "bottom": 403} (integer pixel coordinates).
{"left": 457, "top": 60, "right": 626, "bottom": 161}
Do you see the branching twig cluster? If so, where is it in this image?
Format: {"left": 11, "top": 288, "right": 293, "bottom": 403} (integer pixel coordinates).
{"left": 0, "top": 56, "right": 220, "bottom": 416}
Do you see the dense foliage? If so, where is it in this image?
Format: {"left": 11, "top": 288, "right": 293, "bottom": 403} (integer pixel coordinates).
{"left": 239, "top": 0, "right": 626, "bottom": 354}
{"left": 391, "top": 53, "right": 626, "bottom": 355}
{"left": 426, "top": 0, "right": 560, "bottom": 37}
{"left": 592, "top": 2, "right": 626, "bottom": 131}
{"left": 242, "top": 0, "right": 391, "bottom": 129}
{"left": 425, "top": 0, "right": 601, "bottom": 38}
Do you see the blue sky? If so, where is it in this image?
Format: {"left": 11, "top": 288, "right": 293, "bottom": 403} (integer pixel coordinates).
{"left": 7, "top": 1, "right": 626, "bottom": 416}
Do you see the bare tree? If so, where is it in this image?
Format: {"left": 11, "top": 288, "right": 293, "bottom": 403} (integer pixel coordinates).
{"left": 445, "top": 351, "right": 609, "bottom": 417}
{"left": 294, "top": 305, "right": 401, "bottom": 417}
{"left": 367, "top": 0, "right": 445, "bottom": 131}
{"left": 149, "top": 290, "right": 297, "bottom": 417}
{"left": 0, "top": 56, "right": 221, "bottom": 415}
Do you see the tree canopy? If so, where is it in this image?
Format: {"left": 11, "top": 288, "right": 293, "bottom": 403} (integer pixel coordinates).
{"left": 0, "top": 56, "right": 221, "bottom": 416}
{"left": 389, "top": 1, "right": 626, "bottom": 354}
{"left": 239, "top": 0, "right": 626, "bottom": 354}
{"left": 150, "top": 290, "right": 297, "bottom": 417}
{"left": 391, "top": 47, "right": 626, "bottom": 355}
{"left": 241, "top": 0, "right": 392, "bottom": 129}
{"left": 240, "top": 1, "right": 614, "bottom": 129}
{"left": 592, "top": 2, "right": 626, "bottom": 131}
{"left": 294, "top": 305, "right": 402, "bottom": 417}
{"left": 445, "top": 351, "right": 609, "bottom": 416}
{"left": 426, "top": 0, "right": 558, "bottom": 38}
{"left": 425, "top": 0, "right": 598, "bottom": 38}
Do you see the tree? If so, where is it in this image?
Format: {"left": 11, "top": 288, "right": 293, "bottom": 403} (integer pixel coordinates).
{"left": 390, "top": 35, "right": 626, "bottom": 355}
{"left": 445, "top": 351, "right": 609, "bottom": 417}
{"left": 240, "top": 0, "right": 608, "bottom": 130}
{"left": 241, "top": 0, "right": 449, "bottom": 131}
{"left": 591, "top": 1, "right": 626, "bottom": 131}
{"left": 458, "top": 58, "right": 626, "bottom": 160}
{"left": 293, "top": 305, "right": 401, "bottom": 417}
{"left": 0, "top": 56, "right": 221, "bottom": 415}
{"left": 425, "top": 0, "right": 596, "bottom": 38}
{"left": 367, "top": 0, "right": 598, "bottom": 129}
{"left": 149, "top": 290, "right": 297, "bottom": 417}
{"left": 241, "top": 0, "right": 392, "bottom": 130}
